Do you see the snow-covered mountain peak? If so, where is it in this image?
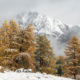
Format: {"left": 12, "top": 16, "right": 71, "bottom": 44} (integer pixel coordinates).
{"left": 53, "top": 18, "right": 67, "bottom": 34}
{"left": 28, "top": 11, "right": 39, "bottom": 17}
{"left": 15, "top": 11, "right": 66, "bottom": 35}
{"left": 53, "top": 18, "right": 63, "bottom": 25}
{"left": 15, "top": 11, "right": 55, "bottom": 35}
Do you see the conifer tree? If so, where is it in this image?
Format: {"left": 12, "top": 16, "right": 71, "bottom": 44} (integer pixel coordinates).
{"left": 65, "top": 35, "right": 80, "bottom": 79}
{"left": 56, "top": 56, "right": 65, "bottom": 76}
{"left": 3, "top": 20, "right": 10, "bottom": 32}
{"left": 36, "top": 34, "right": 56, "bottom": 74}
{"left": 8, "top": 20, "right": 20, "bottom": 49}
{"left": 0, "top": 20, "right": 19, "bottom": 69}
{"left": 9, "top": 20, "right": 19, "bottom": 34}
{"left": 0, "top": 21, "right": 10, "bottom": 56}
{"left": 0, "top": 21, "right": 11, "bottom": 68}
{"left": 13, "top": 24, "right": 37, "bottom": 71}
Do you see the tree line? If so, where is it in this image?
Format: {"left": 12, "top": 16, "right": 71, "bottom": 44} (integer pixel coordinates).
{"left": 0, "top": 20, "right": 80, "bottom": 79}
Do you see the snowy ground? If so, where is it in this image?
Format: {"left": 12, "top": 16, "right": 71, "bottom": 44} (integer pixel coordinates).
{"left": 0, "top": 71, "right": 74, "bottom": 80}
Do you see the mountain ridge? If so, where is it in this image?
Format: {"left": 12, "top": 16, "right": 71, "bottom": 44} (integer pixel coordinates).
{"left": 14, "top": 11, "right": 80, "bottom": 56}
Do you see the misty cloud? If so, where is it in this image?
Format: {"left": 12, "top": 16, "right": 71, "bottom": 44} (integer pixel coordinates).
{"left": 0, "top": 0, "right": 80, "bottom": 25}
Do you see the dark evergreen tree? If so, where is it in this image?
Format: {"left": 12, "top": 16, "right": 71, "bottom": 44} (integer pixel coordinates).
{"left": 56, "top": 56, "right": 65, "bottom": 76}
{"left": 35, "top": 34, "right": 56, "bottom": 74}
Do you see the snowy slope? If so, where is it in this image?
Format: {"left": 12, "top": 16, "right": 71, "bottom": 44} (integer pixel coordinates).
{"left": 0, "top": 71, "right": 73, "bottom": 80}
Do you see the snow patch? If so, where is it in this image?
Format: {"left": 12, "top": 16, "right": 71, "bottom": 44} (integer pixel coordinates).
{"left": 0, "top": 71, "right": 73, "bottom": 80}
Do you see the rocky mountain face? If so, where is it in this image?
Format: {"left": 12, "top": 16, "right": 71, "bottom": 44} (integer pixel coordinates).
{"left": 15, "top": 11, "right": 80, "bottom": 56}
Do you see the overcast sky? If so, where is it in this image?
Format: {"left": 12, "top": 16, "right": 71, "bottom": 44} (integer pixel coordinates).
{"left": 0, "top": 0, "right": 80, "bottom": 25}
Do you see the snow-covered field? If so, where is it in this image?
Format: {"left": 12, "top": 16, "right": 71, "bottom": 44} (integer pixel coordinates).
{"left": 0, "top": 71, "right": 74, "bottom": 80}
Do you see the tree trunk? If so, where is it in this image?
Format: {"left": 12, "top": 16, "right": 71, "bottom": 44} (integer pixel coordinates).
{"left": 58, "top": 73, "right": 62, "bottom": 76}
{"left": 74, "top": 74, "right": 76, "bottom": 79}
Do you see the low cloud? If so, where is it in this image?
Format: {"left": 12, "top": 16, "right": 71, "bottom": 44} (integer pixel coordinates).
{"left": 0, "top": 0, "right": 80, "bottom": 25}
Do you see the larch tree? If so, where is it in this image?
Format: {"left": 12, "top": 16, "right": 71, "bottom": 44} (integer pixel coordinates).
{"left": 35, "top": 34, "right": 56, "bottom": 74}
{"left": 13, "top": 24, "right": 37, "bottom": 71}
{"left": 0, "top": 20, "right": 19, "bottom": 69}
{"left": 0, "top": 21, "right": 10, "bottom": 55}
{"left": 64, "top": 35, "right": 80, "bottom": 79}
{"left": 0, "top": 21, "right": 37, "bottom": 71}
{"left": 8, "top": 20, "right": 20, "bottom": 49}
{"left": 0, "top": 21, "right": 11, "bottom": 68}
